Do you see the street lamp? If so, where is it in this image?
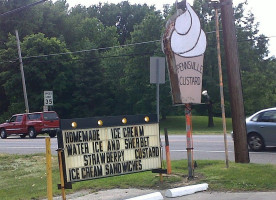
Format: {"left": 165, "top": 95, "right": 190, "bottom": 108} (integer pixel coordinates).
{"left": 202, "top": 90, "right": 214, "bottom": 127}
{"left": 202, "top": 90, "right": 208, "bottom": 97}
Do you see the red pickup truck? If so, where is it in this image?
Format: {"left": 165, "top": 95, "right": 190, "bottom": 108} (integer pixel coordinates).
{"left": 0, "top": 111, "right": 60, "bottom": 139}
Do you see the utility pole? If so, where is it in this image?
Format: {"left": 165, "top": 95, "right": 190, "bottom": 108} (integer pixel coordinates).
{"left": 220, "top": 0, "right": 249, "bottom": 163}
{"left": 16, "top": 30, "right": 29, "bottom": 113}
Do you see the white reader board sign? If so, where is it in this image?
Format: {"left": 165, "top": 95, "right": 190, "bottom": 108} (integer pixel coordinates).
{"left": 58, "top": 114, "right": 161, "bottom": 183}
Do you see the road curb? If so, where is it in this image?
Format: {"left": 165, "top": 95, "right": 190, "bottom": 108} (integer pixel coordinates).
{"left": 165, "top": 183, "right": 208, "bottom": 198}
{"left": 125, "top": 192, "right": 163, "bottom": 200}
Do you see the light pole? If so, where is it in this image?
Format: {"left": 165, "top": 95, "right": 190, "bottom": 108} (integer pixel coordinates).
{"left": 202, "top": 90, "right": 214, "bottom": 128}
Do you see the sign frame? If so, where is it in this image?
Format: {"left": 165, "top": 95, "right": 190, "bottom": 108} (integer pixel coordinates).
{"left": 57, "top": 114, "right": 161, "bottom": 184}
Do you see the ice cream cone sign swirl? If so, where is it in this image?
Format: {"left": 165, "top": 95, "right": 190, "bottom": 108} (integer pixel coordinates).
{"left": 171, "top": 3, "right": 207, "bottom": 57}
{"left": 163, "top": 1, "right": 207, "bottom": 104}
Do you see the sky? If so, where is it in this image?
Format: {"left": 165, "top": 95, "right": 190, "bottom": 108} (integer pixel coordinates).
{"left": 60, "top": 0, "right": 276, "bottom": 57}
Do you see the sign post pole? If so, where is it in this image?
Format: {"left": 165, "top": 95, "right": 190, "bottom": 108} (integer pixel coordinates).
{"left": 185, "top": 104, "right": 194, "bottom": 179}
{"left": 156, "top": 59, "right": 160, "bottom": 122}
{"left": 46, "top": 137, "right": 53, "bottom": 200}
{"left": 164, "top": 128, "right": 172, "bottom": 174}
{"left": 150, "top": 57, "right": 165, "bottom": 182}
{"left": 57, "top": 149, "right": 66, "bottom": 200}
{"left": 214, "top": 4, "right": 229, "bottom": 168}
{"left": 150, "top": 57, "right": 165, "bottom": 123}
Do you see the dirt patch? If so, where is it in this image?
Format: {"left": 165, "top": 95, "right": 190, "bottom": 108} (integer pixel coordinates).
{"left": 150, "top": 172, "right": 205, "bottom": 190}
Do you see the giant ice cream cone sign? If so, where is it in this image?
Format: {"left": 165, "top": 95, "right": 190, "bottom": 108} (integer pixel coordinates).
{"left": 163, "top": 1, "right": 207, "bottom": 104}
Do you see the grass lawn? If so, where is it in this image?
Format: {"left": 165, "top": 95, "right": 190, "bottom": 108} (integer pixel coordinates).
{"left": 159, "top": 116, "right": 233, "bottom": 135}
{"left": 0, "top": 154, "right": 275, "bottom": 200}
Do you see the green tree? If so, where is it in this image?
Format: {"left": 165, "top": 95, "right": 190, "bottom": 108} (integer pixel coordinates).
{"left": 70, "top": 41, "right": 114, "bottom": 118}
{"left": 66, "top": 16, "right": 119, "bottom": 117}
{"left": 100, "top": 47, "right": 132, "bottom": 115}
{"left": 87, "top": 1, "right": 156, "bottom": 44}
{"left": 0, "top": 0, "right": 69, "bottom": 46}
{"left": 234, "top": 2, "right": 275, "bottom": 114}
{"left": 22, "top": 33, "right": 75, "bottom": 116}
{"left": 0, "top": 33, "right": 74, "bottom": 117}
{"left": 0, "top": 34, "right": 24, "bottom": 118}
{"left": 122, "top": 13, "right": 167, "bottom": 115}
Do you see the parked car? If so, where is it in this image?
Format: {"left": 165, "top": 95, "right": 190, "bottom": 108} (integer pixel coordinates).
{"left": 0, "top": 111, "right": 60, "bottom": 139}
{"left": 232, "top": 107, "right": 276, "bottom": 151}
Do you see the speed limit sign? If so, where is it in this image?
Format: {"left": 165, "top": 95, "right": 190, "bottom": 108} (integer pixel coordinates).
{"left": 44, "top": 91, "right": 53, "bottom": 106}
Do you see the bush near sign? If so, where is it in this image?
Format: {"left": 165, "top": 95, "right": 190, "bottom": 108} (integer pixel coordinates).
{"left": 57, "top": 114, "right": 161, "bottom": 183}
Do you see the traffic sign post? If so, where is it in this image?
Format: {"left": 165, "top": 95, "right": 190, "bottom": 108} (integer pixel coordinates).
{"left": 44, "top": 91, "right": 53, "bottom": 106}
{"left": 150, "top": 57, "right": 165, "bottom": 122}
{"left": 44, "top": 91, "right": 53, "bottom": 111}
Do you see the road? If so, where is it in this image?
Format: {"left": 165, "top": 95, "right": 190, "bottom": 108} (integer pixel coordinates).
{"left": 160, "top": 135, "right": 276, "bottom": 164}
{"left": 0, "top": 134, "right": 276, "bottom": 164}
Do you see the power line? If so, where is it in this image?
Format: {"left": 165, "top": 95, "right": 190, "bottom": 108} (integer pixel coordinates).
{"left": 18, "top": 33, "right": 276, "bottom": 60}
{"left": 1, "top": 34, "right": 275, "bottom": 64}
{"left": 21, "top": 51, "right": 159, "bottom": 64}
{"left": 0, "top": 60, "right": 18, "bottom": 64}
{"left": 0, "top": 0, "right": 47, "bottom": 17}
{"left": 21, "top": 40, "right": 161, "bottom": 60}
{"left": 0, "top": 50, "right": 160, "bottom": 65}
{"left": 0, "top": 30, "right": 228, "bottom": 64}
{"left": 12, "top": 32, "right": 221, "bottom": 60}
{"left": 0, "top": 40, "right": 160, "bottom": 64}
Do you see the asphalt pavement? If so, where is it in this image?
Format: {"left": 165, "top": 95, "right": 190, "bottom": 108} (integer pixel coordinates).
{"left": 1, "top": 135, "right": 276, "bottom": 164}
